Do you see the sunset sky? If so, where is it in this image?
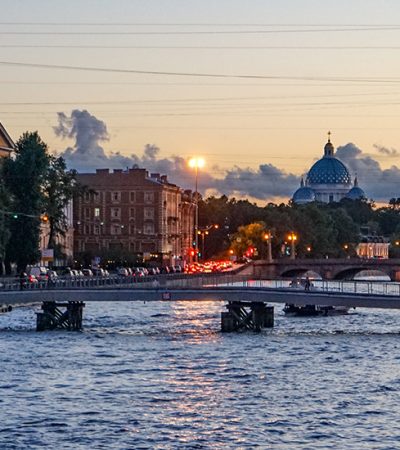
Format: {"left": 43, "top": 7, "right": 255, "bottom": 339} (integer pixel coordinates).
{"left": 3, "top": 0, "right": 400, "bottom": 201}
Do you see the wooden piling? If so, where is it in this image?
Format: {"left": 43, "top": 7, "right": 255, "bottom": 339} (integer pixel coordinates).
{"left": 36, "top": 301, "right": 85, "bottom": 331}
{"left": 221, "top": 301, "right": 274, "bottom": 332}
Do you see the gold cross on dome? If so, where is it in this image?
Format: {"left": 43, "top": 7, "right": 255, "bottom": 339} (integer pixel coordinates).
{"left": 327, "top": 130, "right": 331, "bottom": 142}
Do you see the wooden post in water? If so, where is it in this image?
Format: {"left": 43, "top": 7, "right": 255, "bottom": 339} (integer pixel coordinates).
{"left": 36, "top": 301, "right": 85, "bottom": 331}
{"left": 221, "top": 301, "right": 274, "bottom": 332}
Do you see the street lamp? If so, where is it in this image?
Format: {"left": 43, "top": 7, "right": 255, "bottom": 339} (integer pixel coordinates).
{"left": 188, "top": 157, "right": 205, "bottom": 262}
{"left": 198, "top": 224, "right": 219, "bottom": 261}
{"left": 263, "top": 231, "right": 273, "bottom": 263}
{"left": 287, "top": 232, "right": 298, "bottom": 260}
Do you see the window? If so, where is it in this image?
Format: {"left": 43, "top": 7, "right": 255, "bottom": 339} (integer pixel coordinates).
{"left": 144, "top": 191, "right": 154, "bottom": 203}
{"left": 130, "top": 191, "right": 135, "bottom": 203}
{"left": 94, "top": 225, "right": 100, "bottom": 235}
{"left": 329, "top": 194, "right": 334, "bottom": 203}
{"left": 144, "top": 207, "right": 154, "bottom": 220}
{"left": 144, "top": 223, "right": 154, "bottom": 235}
{"left": 111, "top": 207, "right": 120, "bottom": 218}
{"left": 111, "top": 191, "right": 121, "bottom": 202}
{"left": 84, "top": 225, "right": 90, "bottom": 235}
{"left": 129, "top": 224, "right": 135, "bottom": 234}
{"left": 84, "top": 207, "right": 90, "bottom": 219}
{"left": 94, "top": 192, "right": 100, "bottom": 202}
{"left": 111, "top": 225, "right": 121, "bottom": 235}
{"left": 94, "top": 207, "right": 100, "bottom": 217}
{"left": 84, "top": 192, "right": 90, "bottom": 202}
{"left": 130, "top": 208, "right": 135, "bottom": 219}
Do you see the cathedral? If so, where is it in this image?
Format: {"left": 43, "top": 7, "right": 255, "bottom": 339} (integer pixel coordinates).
{"left": 292, "top": 134, "right": 365, "bottom": 204}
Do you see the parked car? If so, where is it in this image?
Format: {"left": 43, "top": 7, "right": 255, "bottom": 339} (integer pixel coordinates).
{"left": 92, "top": 268, "right": 105, "bottom": 277}
{"left": 117, "top": 267, "right": 129, "bottom": 277}
{"left": 18, "top": 272, "right": 39, "bottom": 287}
{"left": 82, "top": 269, "right": 93, "bottom": 277}
{"left": 47, "top": 270, "right": 58, "bottom": 282}
{"left": 64, "top": 268, "right": 76, "bottom": 279}
{"left": 28, "top": 266, "right": 48, "bottom": 282}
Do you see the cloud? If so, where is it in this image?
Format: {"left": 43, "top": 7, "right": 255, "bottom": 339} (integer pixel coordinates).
{"left": 54, "top": 109, "right": 299, "bottom": 201}
{"left": 54, "top": 110, "right": 400, "bottom": 203}
{"left": 373, "top": 144, "right": 400, "bottom": 158}
{"left": 336, "top": 143, "right": 400, "bottom": 201}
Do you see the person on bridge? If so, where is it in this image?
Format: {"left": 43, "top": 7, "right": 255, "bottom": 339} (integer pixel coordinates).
{"left": 304, "top": 277, "right": 311, "bottom": 291}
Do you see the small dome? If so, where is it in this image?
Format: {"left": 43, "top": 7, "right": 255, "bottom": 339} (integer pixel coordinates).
{"left": 307, "top": 157, "right": 351, "bottom": 185}
{"left": 346, "top": 186, "right": 366, "bottom": 200}
{"left": 293, "top": 186, "right": 315, "bottom": 204}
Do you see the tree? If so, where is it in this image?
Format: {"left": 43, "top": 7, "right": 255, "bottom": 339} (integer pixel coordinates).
{"left": 43, "top": 155, "right": 82, "bottom": 252}
{"left": 3, "top": 132, "right": 50, "bottom": 271}
{"left": 230, "top": 222, "right": 268, "bottom": 258}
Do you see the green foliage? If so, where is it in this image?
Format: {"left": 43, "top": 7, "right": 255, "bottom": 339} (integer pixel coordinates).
{"left": 199, "top": 195, "right": 400, "bottom": 260}
{"left": 2, "top": 131, "right": 81, "bottom": 271}
{"left": 3, "top": 132, "right": 49, "bottom": 271}
{"left": 43, "top": 155, "right": 81, "bottom": 249}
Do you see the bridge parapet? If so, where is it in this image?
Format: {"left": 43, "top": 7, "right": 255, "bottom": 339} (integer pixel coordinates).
{"left": 252, "top": 258, "right": 400, "bottom": 281}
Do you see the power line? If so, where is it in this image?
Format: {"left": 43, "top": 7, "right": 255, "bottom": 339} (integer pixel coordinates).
{"left": 1, "top": 22, "right": 400, "bottom": 26}
{"left": 3, "top": 44, "right": 400, "bottom": 50}
{"left": 1, "top": 60, "right": 400, "bottom": 84}
{"left": 0, "top": 27, "right": 399, "bottom": 35}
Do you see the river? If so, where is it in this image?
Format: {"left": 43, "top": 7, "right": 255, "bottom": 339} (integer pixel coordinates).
{"left": 1, "top": 300, "right": 400, "bottom": 449}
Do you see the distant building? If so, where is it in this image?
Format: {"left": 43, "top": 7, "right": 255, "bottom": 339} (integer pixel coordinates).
{"left": 74, "top": 168, "right": 195, "bottom": 266}
{"left": 356, "top": 235, "right": 390, "bottom": 259}
{"left": 0, "top": 122, "right": 15, "bottom": 158}
{"left": 39, "top": 202, "right": 74, "bottom": 267}
{"left": 293, "top": 135, "right": 366, "bottom": 204}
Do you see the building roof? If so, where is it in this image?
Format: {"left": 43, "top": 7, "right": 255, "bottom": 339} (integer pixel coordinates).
{"left": 0, "top": 122, "right": 15, "bottom": 157}
{"left": 306, "top": 138, "right": 351, "bottom": 186}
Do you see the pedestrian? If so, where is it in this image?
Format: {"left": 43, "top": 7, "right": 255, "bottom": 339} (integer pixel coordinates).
{"left": 19, "top": 271, "right": 26, "bottom": 291}
{"left": 304, "top": 276, "right": 311, "bottom": 291}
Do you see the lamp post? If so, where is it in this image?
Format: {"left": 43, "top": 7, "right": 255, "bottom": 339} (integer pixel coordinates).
{"left": 198, "top": 224, "right": 219, "bottom": 261}
{"left": 264, "top": 231, "right": 273, "bottom": 263}
{"left": 188, "top": 157, "right": 205, "bottom": 262}
{"left": 287, "top": 232, "right": 297, "bottom": 260}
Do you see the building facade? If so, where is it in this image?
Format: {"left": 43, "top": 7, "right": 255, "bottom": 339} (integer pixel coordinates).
{"left": 74, "top": 168, "right": 194, "bottom": 266}
{"left": 293, "top": 136, "right": 366, "bottom": 204}
{"left": 0, "top": 122, "right": 15, "bottom": 158}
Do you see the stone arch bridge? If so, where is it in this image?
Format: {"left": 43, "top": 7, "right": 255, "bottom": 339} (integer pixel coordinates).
{"left": 249, "top": 258, "right": 400, "bottom": 281}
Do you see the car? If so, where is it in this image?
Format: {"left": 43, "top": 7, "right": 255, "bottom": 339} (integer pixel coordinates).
{"left": 92, "top": 268, "right": 105, "bottom": 277}
{"left": 18, "top": 273, "right": 39, "bottom": 286}
{"left": 82, "top": 269, "right": 93, "bottom": 277}
{"left": 117, "top": 268, "right": 129, "bottom": 277}
{"left": 28, "top": 266, "right": 48, "bottom": 282}
{"left": 47, "top": 270, "right": 58, "bottom": 281}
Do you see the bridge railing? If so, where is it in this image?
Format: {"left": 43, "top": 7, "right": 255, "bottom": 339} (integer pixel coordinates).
{"left": 2, "top": 272, "right": 400, "bottom": 297}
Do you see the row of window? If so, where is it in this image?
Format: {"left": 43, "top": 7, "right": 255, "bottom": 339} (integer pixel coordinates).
{"left": 84, "top": 207, "right": 155, "bottom": 219}
{"left": 83, "top": 191, "right": 155, "bottom": 203}
{"left": 81, "top": 224, "right": 155, "bottom": 235}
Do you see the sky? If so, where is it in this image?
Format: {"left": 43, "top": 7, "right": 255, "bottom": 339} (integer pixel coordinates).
{"left": 2, "top": 0, "right": 400, "bottom": 202}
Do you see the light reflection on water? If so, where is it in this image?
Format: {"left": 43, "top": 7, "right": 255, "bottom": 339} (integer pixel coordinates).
{"left": 0, "top": 301, "right": 400, "bottom": 449}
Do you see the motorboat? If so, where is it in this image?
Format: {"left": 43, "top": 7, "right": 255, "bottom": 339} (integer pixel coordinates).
{"left": 283, "top": 303, "right": 350, "bottom": 317}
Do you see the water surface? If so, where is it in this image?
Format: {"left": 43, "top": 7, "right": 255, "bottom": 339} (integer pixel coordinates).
{"left": 1, "top": 301, "right": 400, "bottom": 449}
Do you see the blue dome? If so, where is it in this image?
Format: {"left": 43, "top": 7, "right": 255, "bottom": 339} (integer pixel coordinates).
{"left": 346, "top": 186, "right": 365, "bottom": 200}
{"left": 293, "top": 186, "right": 315, "bottom": 204}
{"left": 306, "top": 157, "right": 351, "bottom": 185}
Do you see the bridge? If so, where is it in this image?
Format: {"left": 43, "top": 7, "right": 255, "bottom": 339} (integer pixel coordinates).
{"left": 248, "top": 258, "right": 400, "bottom": 281}
{"left": 1, "top": 274, "right": 400, "bottom": 310}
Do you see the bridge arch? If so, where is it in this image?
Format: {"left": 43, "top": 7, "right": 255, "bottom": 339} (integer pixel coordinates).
{"left": 333, "top": 268, "right": 391, "bottom": 281}
{"left": 280, "top": 268, "right": 323, "bottom": 280}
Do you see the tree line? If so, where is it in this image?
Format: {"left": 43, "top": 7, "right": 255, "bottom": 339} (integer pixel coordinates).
{"left": 0, "top": 132, "right": 82, "bottom": 274}
{"left": 198, "top": 195, "right": 400, "bottom": 260}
